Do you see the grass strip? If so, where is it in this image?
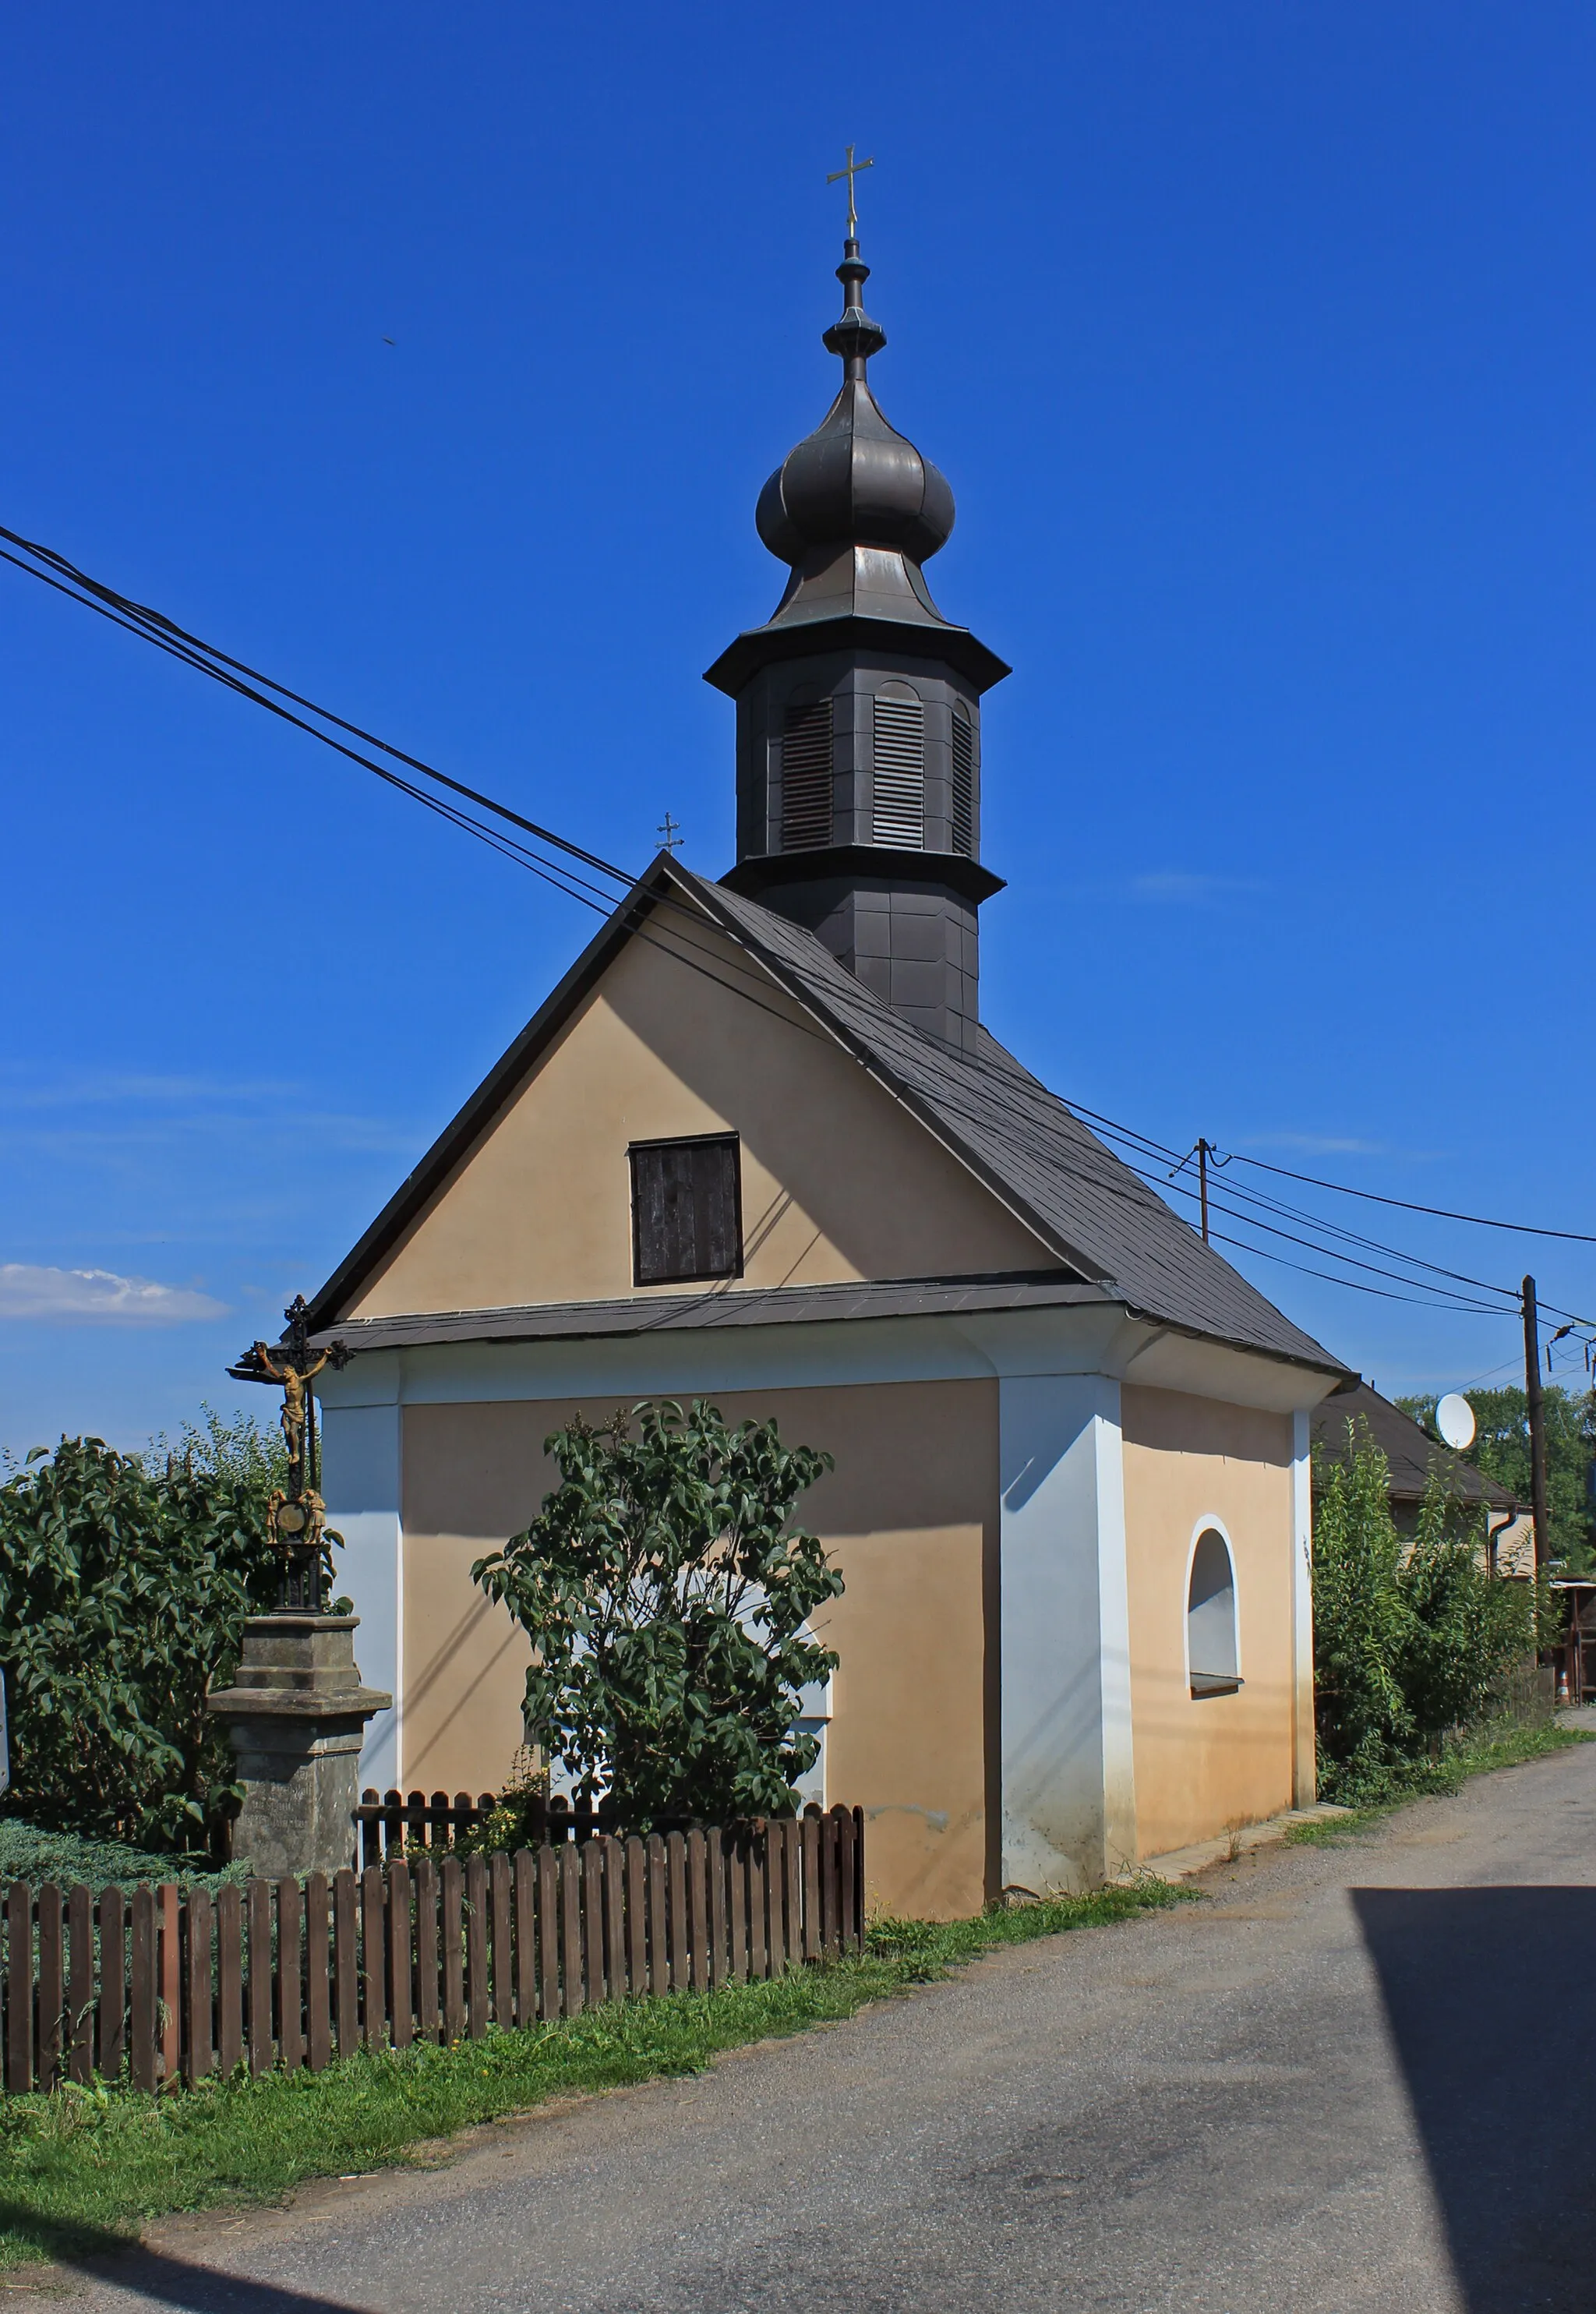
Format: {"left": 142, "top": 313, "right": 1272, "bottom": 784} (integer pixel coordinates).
{"left": 0, "top": 1878, "right": 1188, "bottom": 2271}
{"left": 1288, "top": 1719, "right": 1594, "bottom": 1845}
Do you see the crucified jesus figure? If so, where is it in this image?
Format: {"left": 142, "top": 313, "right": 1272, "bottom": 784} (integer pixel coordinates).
{"left": 252, "top": 1340, "right": 333, "bottom": 1472}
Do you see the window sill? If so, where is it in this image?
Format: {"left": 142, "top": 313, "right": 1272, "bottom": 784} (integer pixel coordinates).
{"left": 1189, "top": 1673, "right": 1245, "bottom": 1700}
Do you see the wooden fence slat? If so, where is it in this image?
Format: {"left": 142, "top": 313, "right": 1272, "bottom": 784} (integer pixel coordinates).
{"left": 853, "top": 1807, "right": 866, "bottom": 1948}
{"left": 514, "top": 1851, "right": 537, "bottom": 2026}
{"left": 36, "top": 1884, "right": 63, "bottom": 2094}
{"left": 726, "top": 1832, "right": 747, "bottom": 1985}
{"left": 464, "top": 1858, "right": 489, "bottom": 2039}
{"left": 159, "top": 1883, "right": 181, "bottom": 2081}
{"left": 386, "top": 1861, "right": 412, "bottom": 2050}
{"left": 817, "top": 1811, "right": 839, "bottom": 1957}
{"left": 304, "top": 1873, "right": 330, "bottom": 2073}
{"left": 665, "top": 1834, "right": 689, "bottom": 1994}
{"left": 708, "top": 1833, "right": 728, "bottom": 1991}
{"left": 441, "top": 1856, "right": 464, "bottom": 2042}
{"left": 333, "top": 1869, "right": 359, "bottom": 2057}
{"left": 414, "top": 1857, "right": 440, "bottom": 2043}
{"left": 130, "top": 1885, "right": 158, "bottom": 2092}
{"left": 686, "top": 1831, "right": 709, "bottom": 1994}
{"left": 490, "top": 1855, "right": 513, "bottom": 2030}
{"left": 560, "top": 1849, "right": 583, "bottom": 2016}
{"left": 747, "top": 1830, "right": 766, "bottom": 1981}
{"left": 68, "top": 1884, "right": 94, "bottom": 2084}
{"left": 246, "top": 1881, "right": 273, "bottom": 2077}
{"left": 836, "top": 1807, "right": 858, "bottom": 1954}
{"left": 277, "top": 1878, "right": 305, "bottom": 2072}
{"left": 185, "top": 1888, "right": 214, "bottom": 2084}
{"left": 623, "top": 1837, "right": 648, "bottom": 1998}
{"left": 5, "top": 1882, "right": 33, "bottom": 2093}
{"left": 800, "top": 1814, "right": 821, "bottom": 1962}
{"left": 535, "top": 1846, "right": 560, "bottom": 2022}
{"left": 646, "top": 1835, "right": 668, "bottom": 1997}
{"left": 602, "top": 1839, "right": 625, "bottom": 2006}
{"left": 361, "top": 1865, "right": 387, "bottom": 2050}
{"left": 215, "top": 1884, "right": 243, "bottom": 2076}
{"left": 762, "top": 1827, "right": 786, "bottom": 1977}
{"left": 581, "top": 1842, "right": 605, "bottom": 2006}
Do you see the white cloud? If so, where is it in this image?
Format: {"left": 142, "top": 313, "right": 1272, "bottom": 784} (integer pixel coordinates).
{"left": 0, "top": 1263, "right": 228, "bottom": 1323}
{"left": 1236, "top": 1132, "right": 1388, "bottom": 1157}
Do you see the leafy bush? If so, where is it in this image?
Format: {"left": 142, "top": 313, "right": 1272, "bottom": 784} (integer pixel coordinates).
{"left": 1312, "top": 1426, "right": 1543, "bottom": 1804}
{"left": 472, "top": 1399, "right": 842, "bottom": 1828}
{"left": 0, "top": 1429, "right": 283, "bottom": 1853}
{"left": 0, "top": 1815, "right": 246, "bottom": 1894}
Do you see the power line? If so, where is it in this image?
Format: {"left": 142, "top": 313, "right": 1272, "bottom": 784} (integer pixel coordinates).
{"left": 7, "top": 518, "right": 1594, "bottom": 1340}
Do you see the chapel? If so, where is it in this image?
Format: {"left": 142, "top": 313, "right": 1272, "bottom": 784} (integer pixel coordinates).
{"left": 309, "top": 228, "right": 1354, "bottom": 1917}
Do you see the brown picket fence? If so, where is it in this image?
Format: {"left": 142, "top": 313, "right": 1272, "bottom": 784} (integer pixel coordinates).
{"left": 353, "top": 1786, "right": 704, "bottom": 1868}
{"left": 0, "top": 1807, "right": 864, "bottom": 2097}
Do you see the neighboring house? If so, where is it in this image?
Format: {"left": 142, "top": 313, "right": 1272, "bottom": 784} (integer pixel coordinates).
{"left": 305, "top": 235, "right": 1355, "bottom": 1917}
{"left": 1311, "top": 1383, "right": 1531, "bottom": 1576}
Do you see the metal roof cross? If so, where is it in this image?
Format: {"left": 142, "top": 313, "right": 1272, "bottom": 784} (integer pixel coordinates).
{"left": 826, "top": 144, "right": 875, "bottom": 240}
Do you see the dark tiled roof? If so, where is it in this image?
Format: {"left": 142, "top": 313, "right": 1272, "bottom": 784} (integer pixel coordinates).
{"left": 312, "top": 1273, "right": 1113, "bottom": 1354}
{"left": 1312, "top": 1382, "right": 1516, "bottom": 1510}
{"left": 694, "top": 872, "right": 1347, "bottom": 1376}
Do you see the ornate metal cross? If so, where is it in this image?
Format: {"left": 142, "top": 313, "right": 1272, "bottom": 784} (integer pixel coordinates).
{"left": 657, "top": 811, "right": 682, "bottom": 854}
{"left": 230, "top": 1295, "right": 351, "bottom": 1613}
{"left": 826, "top": 144, "right": 875, "bottom": 240}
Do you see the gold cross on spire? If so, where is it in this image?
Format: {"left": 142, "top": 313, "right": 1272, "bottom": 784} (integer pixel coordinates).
{"left": 826, "top": 143, "right": 874, "bottom": 240}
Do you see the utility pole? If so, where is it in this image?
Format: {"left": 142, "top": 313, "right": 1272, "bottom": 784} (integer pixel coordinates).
{"left": 1524, "top": 1274, "right": 1550, "bottom": 1572}
{"left": 1198, "top": 1139, "right": 1211, "bottom": 1244}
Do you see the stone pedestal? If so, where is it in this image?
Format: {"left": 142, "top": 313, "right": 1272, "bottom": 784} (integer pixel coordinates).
{"left": 207, "top": 1614, "right": 391, "bottom": 1879}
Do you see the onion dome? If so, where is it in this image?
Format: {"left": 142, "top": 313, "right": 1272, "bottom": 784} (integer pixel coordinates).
{"left": 755, "top": 242, "right": 955, "bottom": 569}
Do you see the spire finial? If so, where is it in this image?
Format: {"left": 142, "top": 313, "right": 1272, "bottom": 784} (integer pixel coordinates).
{"left": 825, "top": 143, "right": 874, "bottom": 242}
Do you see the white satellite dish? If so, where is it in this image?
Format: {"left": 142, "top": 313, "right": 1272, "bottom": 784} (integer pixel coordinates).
{"left": 1435, "top": 1393, "right": 1476, "bottom": 1451}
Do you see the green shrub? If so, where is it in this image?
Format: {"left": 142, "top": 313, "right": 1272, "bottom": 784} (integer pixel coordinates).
{"left": 472, "top": 1399, "right": 841, "bottom": 1828}
{"left": 1312, "top": 1426, "right": 1543, "bottom": 1805}
{"left": 0, "top": 1426, "right": 283, "bottom": 1853}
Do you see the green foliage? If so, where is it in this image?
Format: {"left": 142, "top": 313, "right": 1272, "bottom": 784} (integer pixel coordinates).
{"left": 0, "top": 1814, "right": 246, "bottom": 1894}
{"left": 0, "top": 1430, "right": 283, "bottom": 1852}
{"left": 1396, "top": 1383, "right": 1596, "bottom": 1572}
{"left": 1312, "top": 1427, "right": 1543, "bottom": 1806}
{"left": 472, "top": 1399, "right": 842, "bottom": 1828}
{"left": 142, "top": 1401, "right": 291, "bottom": 1496}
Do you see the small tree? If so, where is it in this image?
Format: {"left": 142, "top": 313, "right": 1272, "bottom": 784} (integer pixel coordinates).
{"left": 0, "top": 1431, "right": 283, "bottom": 1850}
{"left": 1312, "top": 1425, "right": 1541, "bottom": 1803}
{"left": 471, "top": 1399, "right": 842, "bottom": 1828}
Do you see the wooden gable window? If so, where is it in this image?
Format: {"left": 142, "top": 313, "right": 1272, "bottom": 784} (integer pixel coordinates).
{"left": 629, "top": 1134, "right": 743, "bottom": 1287}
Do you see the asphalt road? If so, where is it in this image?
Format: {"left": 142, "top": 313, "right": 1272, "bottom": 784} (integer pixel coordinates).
{"left": 13, "top": 1740, "right": 1596, "bottom": 2314}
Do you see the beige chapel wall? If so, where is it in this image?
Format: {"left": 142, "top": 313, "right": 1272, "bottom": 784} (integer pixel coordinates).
{"left": 1121, "top": 1384, "right": 1298, "bottom": 1860}
{"left": 348, "top": 914, "right": 1050, "bottom": 1320}
{"left": 401, "top": 1378, "right": 999, "bottom": 1921}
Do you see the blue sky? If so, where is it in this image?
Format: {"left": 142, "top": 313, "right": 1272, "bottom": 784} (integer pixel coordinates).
{"left": 4, "top": 2, "right": 1594, "bottom": 1454}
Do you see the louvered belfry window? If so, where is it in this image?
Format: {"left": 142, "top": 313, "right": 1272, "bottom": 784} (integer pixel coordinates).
{"left": 780, "top": 701, "right": 834, "bottom": 851}
{"left": 629, "top": 1134, "right": 743, "bottom": 1287}
{"left": 872, "top": 695, "right": 926, "bottom": 848}
{"left": 951, "top": 703, "right": 975, "bottom": 857}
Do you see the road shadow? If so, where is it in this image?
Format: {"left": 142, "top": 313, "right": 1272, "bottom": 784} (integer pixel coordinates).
{"left": 0, "top": 2202, "right": 375, "bottom": 2312}
{"left": 1352, "top": 1887, "right": 1596, "bottom": 2313}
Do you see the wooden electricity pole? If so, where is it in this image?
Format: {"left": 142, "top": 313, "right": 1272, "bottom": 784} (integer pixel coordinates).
{"left": 1198, "top": 1139, "right": 1211, "bottom": 1244}
{"left": 1524, "top": 1274, "right": 1551, "bottom": 1572}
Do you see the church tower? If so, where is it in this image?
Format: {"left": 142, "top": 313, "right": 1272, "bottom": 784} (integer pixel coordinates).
{"left": 707, "top": 231, "right": 1009, "bottom": 1054}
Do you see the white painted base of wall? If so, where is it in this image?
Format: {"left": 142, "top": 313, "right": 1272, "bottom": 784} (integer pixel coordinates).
{"left": 999, "top": 1373, "right": 1137, "bottom": 1894}
{"left": 320, "top": 1400, "right": 403, "bottom": 1792}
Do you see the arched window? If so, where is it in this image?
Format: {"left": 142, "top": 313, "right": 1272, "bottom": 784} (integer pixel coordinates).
{"left": 1188, "top": 1526, "right": 1241, "bottom": 1698}
{"left": 872, "top": 684, "right": 925, "bottom": 847}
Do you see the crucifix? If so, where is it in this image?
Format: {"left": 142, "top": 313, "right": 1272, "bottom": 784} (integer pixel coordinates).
{"left": 826, "top": 143, "right": 874, "bottom": 241}
{"left": 230, "top": 1295, "right": 351, "bottom": 1611}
